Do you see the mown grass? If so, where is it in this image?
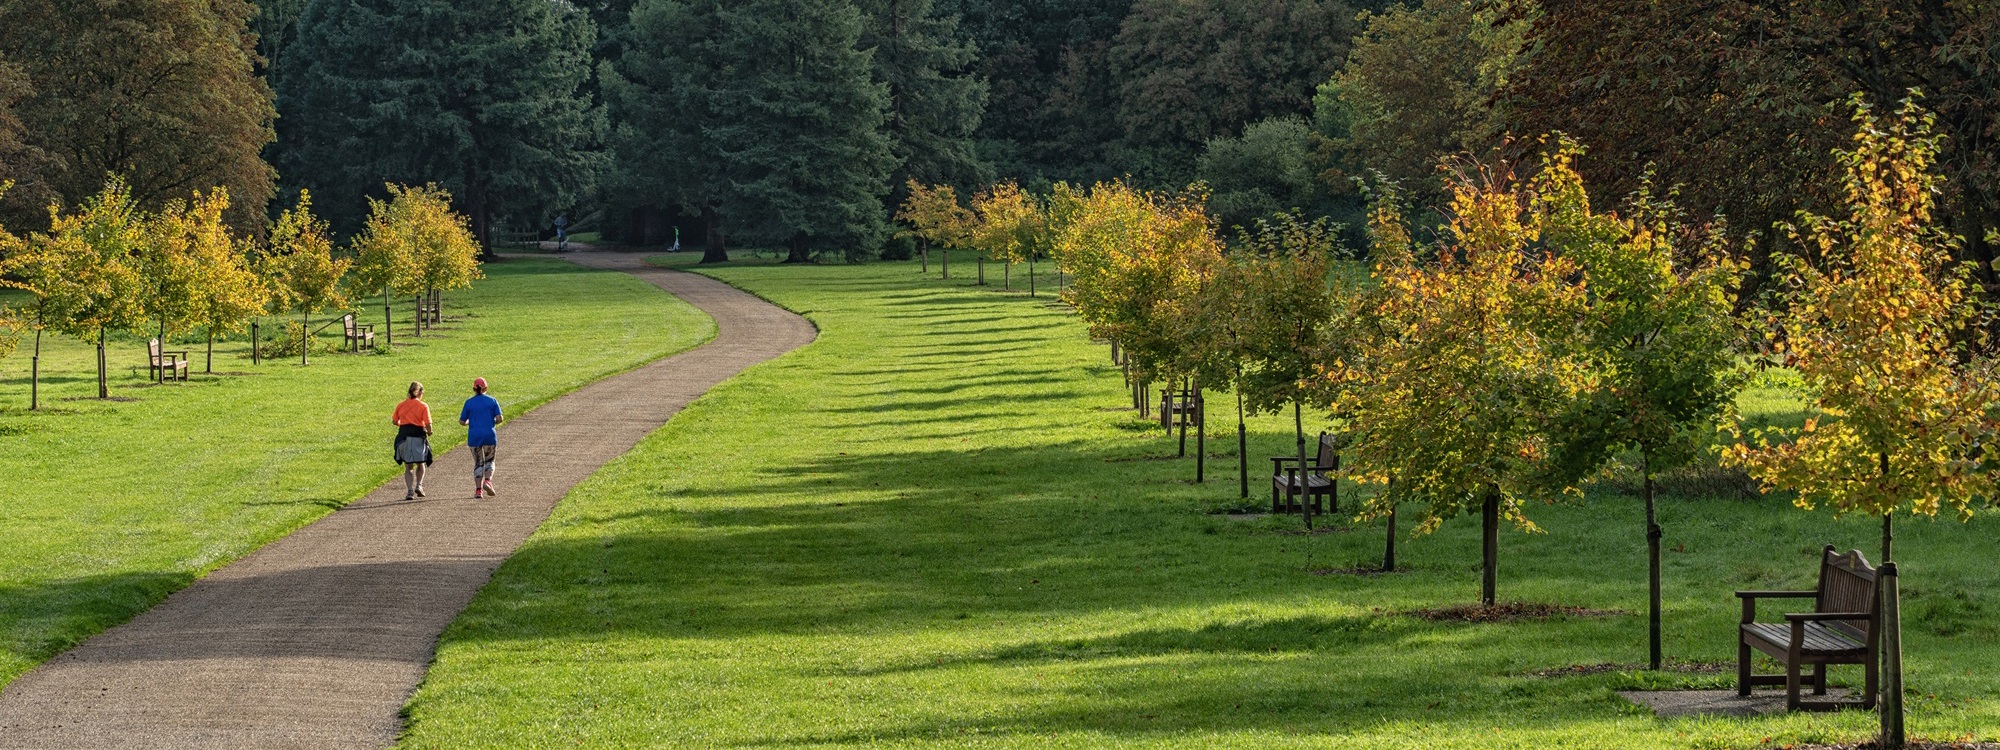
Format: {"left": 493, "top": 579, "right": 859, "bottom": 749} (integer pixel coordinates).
{"left": 0, "top": 256, "right": 713, "bottom": 686}
{"left": 398, "top": 250, "right": 1998, "bottom": 749}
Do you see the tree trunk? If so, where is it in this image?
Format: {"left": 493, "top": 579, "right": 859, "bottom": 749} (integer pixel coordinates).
{"left": 467, "top": 171, "right": 496, "bottom": 261}
{"left": 96, "top": 327, "right": 107, "bottom": 399}
{"left": 156, "top": 317, "right": 166, "bottom": 383}
{"left": 1004, "top": 262, "right": 1011, "bottom": 291}
{"left": 30, "top": 325, "right": 42, "bottom": 411}
{"left": 1028, "top": 257, "right": 1036, "bottom": 297}
{"left": 1384, "top": 500, "right": 1397, "bottom": 572}
{"left": 206, "top": 330, "right": 214, "bottom": 374}
{"left": 1236, "top": 382, "right": 1248, "bottom": 499}
{"left": 383, "top": 287, "right": 393, "bottom": 349}
{"left": 941, "top": 245, "right": 949, "bottom": 280}
{"left": 920, "top": 239, "right": 929, "bottom": 273}
{"left": 701, "top": 205, "right": 729, "bottom": 264}
{"left": 1193, "top": 388, "right": 1204, "bottom": 483}
{"left": 301, "top": 311, "right": 310, "bottom": 366}
{"left": 413, "top": 295, "right": 424, "bottom": 338}
{"left": 1294, "top": 400, "right": 1311, "bottom": 530}
{"left": 784, "top": 233, "right": 812, "bottom": 264}
{"left": 1645, "top": 451, "right": 1663, "bottom": 671}
{"left": 1481, "top": 489, "right": 1499, "bottom": 607}
{"left": 977, "top": 256, "right": 985, "bottom": 285}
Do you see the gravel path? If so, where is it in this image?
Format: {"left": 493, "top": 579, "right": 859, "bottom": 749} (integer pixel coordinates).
{"left": 0, "top": 252, "right": 814, "bottom": 749}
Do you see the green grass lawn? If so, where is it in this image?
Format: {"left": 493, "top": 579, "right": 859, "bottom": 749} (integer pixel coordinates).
{"left": 397, "top": 251, "right": 1997, "bottom": 749}
{"left": 0, "top": 256, "right": 713, "bottom": 686}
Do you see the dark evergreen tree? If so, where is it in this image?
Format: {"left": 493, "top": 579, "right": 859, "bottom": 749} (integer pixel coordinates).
{"left": 250, "top": 0, "right": 309, "bottom": 92}
{"left": 856, "top": 0, "right": 991, "bottom": 205}
{"left": 603, "top": 0, "right": 732, "bottom": 261}
{"left": 613, "top": 0, "right": 893, "bottom": 263}
{"left": 1108, "top": 0, "right": 1359, "bottom": 187}
{"left": 277, "top": 0, "right": 607, "bottom": 251}
{"left": 713, "top": 0, "right": 895, "bottom": 262}
{"left": 938, "top": 0, "right": 1131, "bottom": 185}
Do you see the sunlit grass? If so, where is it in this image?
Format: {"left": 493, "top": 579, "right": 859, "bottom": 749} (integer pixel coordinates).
{"left": 399, "top": 251, "right": 1998, "bottom": 749}
{"left": 0, "top": 256, "right": 713, "bottom": 686}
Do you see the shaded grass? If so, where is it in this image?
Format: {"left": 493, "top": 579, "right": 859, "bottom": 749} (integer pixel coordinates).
{"left": 0, "top": 256, "right": 713, "bottom": 686}
{"left": 399, "top": 253, "right": 1998, "bottom": 749}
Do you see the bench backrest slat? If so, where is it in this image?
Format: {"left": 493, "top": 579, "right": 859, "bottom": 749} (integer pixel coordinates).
{"left": 1815, "top": 545, "right": 1878, "bottom": 643}
{"left": 1315, "top": 432, "right": 1338, "bottom": 470}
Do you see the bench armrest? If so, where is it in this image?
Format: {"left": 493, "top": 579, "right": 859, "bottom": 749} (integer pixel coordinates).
{"left": 1737, "top": 590, "right": 1816, "bottom": 623}
{"left": 164, "top": 350, "right": 189, "bottom": 359}
{"left": 1784, "top": 611, "right": 1873, "bottom": 622}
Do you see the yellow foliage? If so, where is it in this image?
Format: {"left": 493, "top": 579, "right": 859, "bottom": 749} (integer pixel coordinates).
{"left": 1724, "top": 97, "right": 1996, "bottom": 522}
{"left": 1342, "top": 156, "right": 1588, "bottom": 534}
{"left": 895, "top": 181, "right": 977, "bottom": 250}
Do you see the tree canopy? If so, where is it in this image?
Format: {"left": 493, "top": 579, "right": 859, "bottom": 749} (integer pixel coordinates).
{"left": 0, "top": 0, "right": 275, "bottom": 232}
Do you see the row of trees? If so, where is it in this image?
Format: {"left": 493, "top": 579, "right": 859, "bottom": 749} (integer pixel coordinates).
{"left": 0, "top": 179, "right": 479, "bottom": 406}
{"left": 904, "top": 101, "right": 1988, "bottom": 718}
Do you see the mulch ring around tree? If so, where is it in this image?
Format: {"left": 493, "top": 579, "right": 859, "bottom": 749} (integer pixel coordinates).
{"left": 1530, "top": 660, "right": 1727, "bottom": 678}
{"left": 1406, "top": 602, "right": 1626, "bottom": 623}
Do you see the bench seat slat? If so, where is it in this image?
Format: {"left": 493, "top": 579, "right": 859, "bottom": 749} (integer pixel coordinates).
{"left": 1741, "top": 622, "right": 1866, "bottom": 655}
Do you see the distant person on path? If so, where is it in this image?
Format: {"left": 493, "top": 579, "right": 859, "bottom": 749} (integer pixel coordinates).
{"left": 459, "top": 377, "right": 505, "bottom": 498}
{"left": 554, "top": 214, "right": 569, "bottom": 252}
{"left": 393, "top": 381, "right": 434, "bottom": 500}
{"left": 670, "top": 226, "right": 680, "bottom": 253}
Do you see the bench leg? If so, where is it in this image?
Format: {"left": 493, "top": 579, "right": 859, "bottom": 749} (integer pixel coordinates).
{"left": 1811, "top": 663, "right": 1827, "bottom": 695}
{"left": 1785, "top": 660, "right": 1803, "bottom": 712}
{"left": 1737, "top": 639, "right": 1753, "bottom": 697}
{"left": 1863, "top": 651, "right": 1879, "bottom": 710}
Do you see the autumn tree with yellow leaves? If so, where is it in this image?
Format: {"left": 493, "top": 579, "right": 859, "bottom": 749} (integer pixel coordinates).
{"left": 353, "top": 184, "right": 479, "bottom": 344}
{"left": 261, "top": 191, "right": 350, "bottom": 365}
{"left": 895, "top": 181, "right": 976, "bottom": 278}
{"left": 1724, "top": 98, "right": 1994, "bottom": 748}
{"left": 0, "top": 178, "right": 148, "bottom": 399}
{"left": 1341, "top": 154, "right": 1589, "bottom": 607}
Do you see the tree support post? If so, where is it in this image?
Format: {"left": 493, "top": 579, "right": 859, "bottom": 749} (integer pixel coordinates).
{"left": 1645, "top": 451, "right": 1663, "bottom": 671}
{"left": 1294, "top": 400, "right": 1311, "bottom": 531}
{"left": 1383, "top": 500, "right": 1397, "bottom": 572}
{"left": 1881, "top": 560, "right": 1905, "bottom": 749}
{"left": 96, "top": 326, "right": 107, "bottom": 399}
{"left": 1481, "top": 490, "right": 1499, "bottom": 607}
{"left": 251, "top": 320, "right": 261, "bottom": 365}
{"left": 30, "top": 324, "right": 42, "bottom": 411}
{"left": 1194, "top": 389, "right": 1205, "bottom": 483}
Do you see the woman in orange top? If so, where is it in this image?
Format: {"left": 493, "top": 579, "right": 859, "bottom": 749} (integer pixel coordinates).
{"left": 392, "top": 381, "right": 434, "bottom": 500}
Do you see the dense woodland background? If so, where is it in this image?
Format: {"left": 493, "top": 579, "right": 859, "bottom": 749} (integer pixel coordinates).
{"left": 0, "top": 0, "right": 1995, "bottom": 267}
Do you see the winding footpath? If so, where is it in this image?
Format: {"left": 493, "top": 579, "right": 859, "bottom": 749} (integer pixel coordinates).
{"left": 0, "top": 252, "right": 815, "bottom": 749}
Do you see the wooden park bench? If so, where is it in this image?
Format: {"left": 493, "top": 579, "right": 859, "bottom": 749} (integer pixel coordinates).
{"left": 148, "top": 338, "right": 188, "bottom": 382}
{"left": 1159, "top": 385, "right": 1203, "bottom": 457}
{"left": 1271, "top": 431, "right": 1339, "bottom": 514}
{"left": 1735, "top": 545, "right": 1880, "bottom": 711}
{"left": 342, "top": 313, "right": 376, "bottom": 352}
{"left": 415, "top": 289, "right": 442, "bottom": 327}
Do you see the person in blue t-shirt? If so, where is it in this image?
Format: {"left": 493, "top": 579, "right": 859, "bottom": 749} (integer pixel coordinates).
{"left": 459, "top": 377, "right": 505, "bottom": 498}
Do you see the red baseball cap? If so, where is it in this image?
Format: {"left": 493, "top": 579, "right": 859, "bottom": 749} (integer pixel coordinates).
{"left": 473, "top": 377, "right": 488, "bottom": 390}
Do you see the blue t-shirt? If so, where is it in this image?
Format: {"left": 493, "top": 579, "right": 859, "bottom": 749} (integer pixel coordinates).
{"left": 459, "top": 394, "right": 503, "bottom": 446}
